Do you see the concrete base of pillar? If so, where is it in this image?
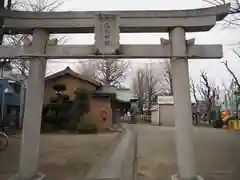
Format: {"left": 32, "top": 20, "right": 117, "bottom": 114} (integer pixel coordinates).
{"left": 8, "top": 172, "right": 45, "bottom": 180}
{"left": 171, "top": 174, "right": 204, "bottom": 180}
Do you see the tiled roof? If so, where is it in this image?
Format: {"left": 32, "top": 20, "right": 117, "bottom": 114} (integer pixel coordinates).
{"left": 94, "top": 86, "right": 138, "bottom": 102}
{"left": 45, "top": 67, "right": 101, "bottom": 87}
{"left": 95, "top": 85, "right": 116, "bottom": 94}
{"left": 116, "top": 88, "right": 138, "bottom": 102}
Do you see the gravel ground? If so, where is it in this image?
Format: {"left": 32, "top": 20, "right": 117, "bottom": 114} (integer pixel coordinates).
{"left": 0, "top": 132, "right": 118, "bottom": 180}
{"left": 135, "top": 124, "right": 240, "bottom": 180}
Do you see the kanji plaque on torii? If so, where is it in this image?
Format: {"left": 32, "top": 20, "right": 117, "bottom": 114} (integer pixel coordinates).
{"left": 94, "top": 13, "right": 120, "bottom": 54}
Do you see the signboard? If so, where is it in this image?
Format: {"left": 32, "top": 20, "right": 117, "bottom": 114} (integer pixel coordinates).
{"left": 94, "top": 14, "right": 120, "bottom": 54}
{"left": 157, "top": 96, "right": 174, "bottom": 105}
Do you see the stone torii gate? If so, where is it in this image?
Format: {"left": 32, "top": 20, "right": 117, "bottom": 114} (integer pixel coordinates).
{"left": 0, "top": 4, "right": 229, "bottom": 180}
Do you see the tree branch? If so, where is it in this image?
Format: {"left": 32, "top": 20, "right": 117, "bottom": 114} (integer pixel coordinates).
{"left": 222, "top": 60, "right": 240, "bottom": 89}
{"left": 203, "top": 0, "right": 240, "bottom": 27}
{"left": 4, "top": 0, "right": 66, "bottom": 77}
{"left": 190, "top": 78, "right": 198, "bottom": 103}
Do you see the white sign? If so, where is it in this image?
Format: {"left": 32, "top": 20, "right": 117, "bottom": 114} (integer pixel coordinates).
{"left": 94, "top": 14, "right": 120, "bottom": 54}
{"left": 157, "top": 96, "right": 174, "bottom": 104}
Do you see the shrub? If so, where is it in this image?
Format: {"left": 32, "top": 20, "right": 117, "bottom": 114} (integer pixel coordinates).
{"left": 49, "top": 97, "right": 58, "bottom": 103}
{"left": 42, "top": 105, "right": 49, "bottom": 118}
{"left": 78, "top": 121, "right": 98, "bottom": 134}
{"left": 42, "top": 99, "right": 73, "bottom": 130}
{"left": 47, "top": 102, "right": 62, "bottom": 110}
{"left": 74, "top": 88, "right": 91, "bottom": 118}
{"left": 72, "top": 88, "right": 91, "bottom": 132}
{"left": 53, "top": 84, "right": 66, "bottom": 95}
{"left": 61, "top": 94, "right": 70, "bottom": 101}
{"left": 45, "top": 113, "right": 58, "bottom": 124}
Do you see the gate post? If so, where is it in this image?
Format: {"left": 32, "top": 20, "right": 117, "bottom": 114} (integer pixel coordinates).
{"left": 18, "top": 29, "right": 49, "bottom": 180}
{"left": 169, "top": 27, "right": 197, "bottom": 180}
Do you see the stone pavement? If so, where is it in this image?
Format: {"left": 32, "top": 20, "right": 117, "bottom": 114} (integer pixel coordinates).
{"left": 135, "top": 124, "right": 240, "bottom": 180}
{"left": 0, "top": 132, "right": 118, "bottom": 180}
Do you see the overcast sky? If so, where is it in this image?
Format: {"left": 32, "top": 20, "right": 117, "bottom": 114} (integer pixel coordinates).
{"left": 45, "top": 0, "right": 240, "bottom": 89}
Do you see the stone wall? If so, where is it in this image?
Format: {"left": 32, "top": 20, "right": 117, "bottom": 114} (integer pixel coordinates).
{"left": 159, "top": 104, "right": 175, "bottom": 126}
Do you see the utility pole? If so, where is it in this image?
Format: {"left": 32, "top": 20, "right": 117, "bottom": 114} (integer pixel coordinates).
{"left": 19, "top": 80, "right": 26, "bottom": 129}
{"left": 7, "top": 0, "right": 12, "bottom": 10}
{"left": 19, "top": 35, "right": 29, "bottom": 129}
{"left": 147, "top": 60, "right": 152, "bottom": 112}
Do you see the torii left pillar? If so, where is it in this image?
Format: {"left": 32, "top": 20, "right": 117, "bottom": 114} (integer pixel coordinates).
{"left": 17, "top": 29, "right": 49, "bottom": 180}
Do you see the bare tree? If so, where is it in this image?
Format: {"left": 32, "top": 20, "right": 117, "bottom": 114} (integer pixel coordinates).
{"left": 197, "top": 71, "right": 219, "bottom": 124}
{"left": 222, "top": 58, "right": 240, "bottom": 90}
{"left": 190, "top": 78, "right": 200, "bottom": 124}
{"left": 222, "top": 57, "right": 240, "bottom": 113}
{"left": 203, "top": 0, "right": 240, "bottom": 78}
{"left": 220, "top": 50, "right": 240, "bottom": 105}
{"left": 203, "top": 0, "right": 239, "bottom": 26}
{"left": 96, "top": 59, "right": 129, "bottom": 86}
{"left": 0, "top": 0, "right": 20, "bottom": 70}
{"left": 77, "top": 60, "right": 98, "bottom": 79}
{"left": 78, "top": 59, "right": 129, "bottom": 86}
{"left": 190, "top": 78, "right": 199, "bottom": 104}
{"left": 132, "top": 69, "right": 146, "bottom": 113}
{"left": 12, "top": 0, "right": 64, "bottom": 11}
{"left": 161, "top": 60, "right": 173, "bottom": 95}
{"left": 144, "top": 63, "right": 159, "bottom": 112}
{"left": 132, "top": 62, "right": 167, "bottom": 113}
{"left": 3, "top": 0, "right": 65, "bottom": 77}
{"left": 222, "top": 80, "right": 233, "bottom": 104}
{"left": 7, "top": 0, "right": 12, "bottom": 10}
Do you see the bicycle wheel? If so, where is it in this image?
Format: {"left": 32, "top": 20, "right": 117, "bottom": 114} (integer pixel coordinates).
{"left": 0, "top": 132, "right": 8, "bottom": 151}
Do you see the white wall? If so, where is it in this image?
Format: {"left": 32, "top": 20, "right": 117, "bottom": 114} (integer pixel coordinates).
{"left": 151, "top": 109, "right": 159, "bottom": 126}
{"left": 159, "top": 104, "right": 175, "bottom": 126}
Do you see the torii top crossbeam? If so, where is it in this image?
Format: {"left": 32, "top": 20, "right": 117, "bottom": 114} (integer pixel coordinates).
{"left": 0, "top": 4, "right": 230, "bottom": 34}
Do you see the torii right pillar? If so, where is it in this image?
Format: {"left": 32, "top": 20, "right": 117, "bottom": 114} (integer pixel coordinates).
{"left": 169, "top": 27, "right": 199, "bottom": 180}
{"left": 167, "top": 4, "right": 230, "bottom": 180}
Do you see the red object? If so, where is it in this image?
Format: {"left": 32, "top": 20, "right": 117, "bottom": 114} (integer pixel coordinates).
{"left": 101, "top": 109, "right": 108, "bottom": 121}
{"left": 222, "top": 110, "right": 232, "bottom": 117}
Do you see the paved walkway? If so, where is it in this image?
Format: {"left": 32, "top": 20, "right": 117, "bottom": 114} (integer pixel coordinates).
{"left": 2, "top": 125, "right": 239, "bottom": 180}
{"left": 135, "top": 124, "right": 240, "bottom": 180}
{"left": 0, "top": 133, "right": 118, "bottom": 180}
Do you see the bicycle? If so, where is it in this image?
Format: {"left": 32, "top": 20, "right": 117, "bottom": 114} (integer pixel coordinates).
{"left": 0, "top": 131, "right": 8, "bottom": 151}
